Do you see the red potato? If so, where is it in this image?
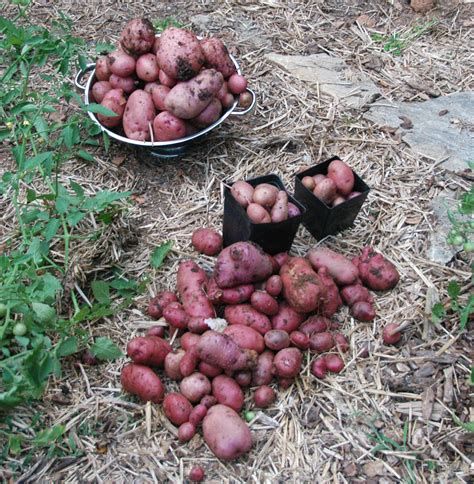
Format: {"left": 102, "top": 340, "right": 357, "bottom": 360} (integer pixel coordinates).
{"left": 223, "top": 324, "right": 265, "bottom": 353}
{"left": 224, "top": 304, "right": 271, "bottom": 335}
{"left": 212, "top": 375, "right": 244, "bottom": 412}
{"left": 239, "top": 92, "right": 252, "bottom": 108}
{"left": 148, "top": 291, "right": 178, "bottom": 319}
{"left": 271, "top": 191, "right": 289, "bottom": 223}
{"left": 280, "top": 257, "right": 325, "bottom": 314}
{"left": 197, "top": 331, "right": 258, "bottom": 372}
{"left": 351, "top": 301, "right": 376, "bottom": 322}
{"left": 163, "top": 302, "right": 189, "bottom": 329}
{"left": 234, "top": 370, "right": 252, "bottom": 387}
{"left": 165, "top": 69, "right": 223, "bottom": 119}
{"left": 108, "top": 50, "right": 136, "bottom": 77}
{"left": 216, "top": 82, "right": 228, "bottom": 100}
{"left": 228, "top": 74, "right": 248, "bottom": 94}
{"left": 200, "top": 37, "right": 237, "bottom": 79}
{"left": 313, "top": 178, "right": 337, "bottom": 205}
{"left": 214, "top": 241, "right": 273, "bottom": 289}
{"left": 179, "top": 345, "right": 200, "bottom": 377}
{"left": 201, "top": 395, "right": 217, "bottom": 408}
{"left": 95, "top": 56, "right": 111, "bottom": 81}
{"left": 289, "top": 331, "right": 310, "bottom": 350}
{"left": 202, "top": 404, "right": 252, "bottom": 461}
{"left": 158, "top": 69, "right": 177, "bottom": 87}
{"left": 189, "top": 466, "right": 205, "bottom": 482}
{"left": 278, "top": 377, "right": 295, "bottom": 389}
{"left": 97, "top": 88, "right": 127, "bottom": 128}
{"left": 230, "top": 181, "right": 254, "bottom": 208}
{"left": 358, "top": 246, "right": 400, "bottom": 291}
{"left": 334, "top": 333, "right": 350, "bottom": 353}
{"left": 92, "top": 81, "right": 112, "bottom": 103}
{"left": 222, "top": 93, "right": 236, "bottom": 108}
{"left": 178, "top": 422, "right": 196, "bottom": 442}
{"left": 273, "top": 348, "right": 302, "bottom": 378}
{"left": 325, "top": 354, "right": 345, "bottom": 373}
{"left": 127, "top": 335, "right": 171, "bottom": 367}
{"left": 383, "top": 323, "right": 402, "bottom": 345}
{"left": 180, "top": 373, "right": 212, "bottom": 403}
{"left": 151, "top": 85, "right": 170, "bottom": 110}
{"left": 152, "top": 111, "right": 186, "bottom": 141}
{"left": 250, "top": 291, "right": 279, "bottom": 316}
{"left": 247, "top": 203, "right": 271, "bottom": 224}
{"left": 163, "top": 393, "right": 193, "bottom": 426}
{"left": 302, "top": 176, "right": 316, "bottom": 191}
{"left": 157, "top": 27, "right": 204, "bottom": 80}
{"left": 136, "top": 53, "right": 160, "bottom": 82}
{"left": 273, "top": 252, "right": 289, "bottom": 269}
{"left": 221, "top": 284, "right": 255, "bottom": 305}
{"left": 308, "top": 247, "right": 359, "bottom": 286}
{"left": 144, "top": 81, "right": 159, "bottom": 94}
{"left": 268, "top": 256, "right": 279, "bottom": 274}
{"left": 309, "top": 332, "right": 335, "bottom": 352}
{"left": 252, "top": 350, "right": 274, "bottom": 386}
{"left": 180, "top": 332, "right": 201, "bottom": 351}
{"left": 146, "top": 325, "right": 166, "bottom": 338}
{"left": 327, "top": 159, "right": 355, "bottom": 196}
{"left": 340, "top": 284, "right": 374, "bottom": 307}
{"left": 271, "top": 301, "right": 306, "bottom": 333}
{"left": 253, "top": 183, "right": 279, "bottom": 208}
{"left": 189, "top": 404, "right": 208, "bottom": 427}
{"left": 300, "top": 315, "right": 332, "bottom": 335}
{"left": 123, "top": 89, "right": 156, "bottom": 141}
{"left": 265, "top": 275, "right": 282, "bottom": 297}
{"left": 191, "top": 97, "right": 222, "bottom": 128}
{"left": 164, "top": 349, "right": 185, "bottom": 380}
{"left": 264, "top": 330, "right": 290, "bottom": 351}
{"left": 198, "top": 361, "right": 223, "bottom": 378}
{"left": 191, "top": 228, "right": 222, "bottom": 256}
{"left": 254, "top": 385, "right": 276, "bottom": 408}
{"left": 318, "top": 267, "right": 342, "bottom": 317}
{"left": 109, "top": 73, "right": 137, "bottom": 94}
{"left": 121, "top": 363, "right": 164, "bottom": 403}
{"left": 120, "top": 18, "right": 155, "bottom": 56}
{"left": 310, "top": 357, "right": 327, "bottom": 379}
{"left": 206, "top": 277, "right": 222, "bottom": 304}
{"left": 287, "top": 202, "right": 301, "bottom": 218}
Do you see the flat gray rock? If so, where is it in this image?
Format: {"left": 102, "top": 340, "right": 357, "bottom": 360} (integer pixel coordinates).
{"left": 364, "top": 92, "right": 474, "bottom": 172}
{"left": 265, "top": 53, "right": 381, "bottom": 108}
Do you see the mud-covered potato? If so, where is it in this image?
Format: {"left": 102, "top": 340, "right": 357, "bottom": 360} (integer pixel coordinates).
{"left": 123, "top": 90, "right": 156, "bottom": 141}
{"left": 200, "top": 37, "right": 237, "bottom": 78}
{"left": 108, "top": 50, "right": 136, "bottom": 77}
{"left": 136, "top": 53, "right": 160, "bottom": 82}
{"left": 95, "top": 56, "right": 111, "bottom": 81}
{"left": 97, "top": 88, "right": 127, "bottom": 128}
{"left": 120, "top": 18, "right": 156, "bottom": 55}
{"left": 152, "top": 111, "right": 186, "bottom": 141}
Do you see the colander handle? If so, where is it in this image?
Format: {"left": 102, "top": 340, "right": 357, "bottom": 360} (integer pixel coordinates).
{"left": 230, "top": 88, "right": 256, "bottom": 116}
{"left": 74, "top": 63, "right": 95, "bottom": 91}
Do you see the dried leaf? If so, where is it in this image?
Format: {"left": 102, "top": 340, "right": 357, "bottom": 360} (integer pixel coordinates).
{"left": 399, "top": 116, "right": 413, "bottom": 130}
{"left": 421, "top": 386, "right": 435, "bottom": 421}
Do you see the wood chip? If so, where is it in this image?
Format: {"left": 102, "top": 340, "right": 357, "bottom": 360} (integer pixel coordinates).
{"left": 421, "top": 386, "right": 435, "bottom": 421}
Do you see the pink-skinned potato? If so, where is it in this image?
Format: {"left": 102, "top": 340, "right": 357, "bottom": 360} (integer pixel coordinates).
{"left": 189, "top": 404, "right": 208, "bottom": 427}
{"left": 252, "top": 350, "right": 274, "bottom": 386}
{"left": 180, "top": 333, "right": 201, "bottom": 351}
{"left": 109, "top": 73, "right": 137, "bottom": 94}
{"left": 198, "top": 361, "right": 222, "bottom": 378}
{"left": 311, "top": 357, "right": 327, "bottom": 379}
{"left": 230, "top": 181, "right": 254, "bottom": 208}
{"left": 317, "top": 267, "right": 342, "bottom": 317}
{"left": 273, "top": 347, "right": 302, "bottom": 378}
{"left": 191, "top": 97, "right": 222, "bottom": 128}
{"left": 153, "top": 111, "right": 187, "bottom": 141}
{"left": 164, "top": 349, "right": 185, "bottom": 380}
{"left": 202, "top": 404, "right": 252, "bottom": 461}
{"left": 97, "top": 88, "right": 127, "bottom": 128}
{"left": 287, "top": 202, "right": 301, "bottom": 218}
{"left": 121, "top": 363, "right": 164, "bottom": 403}
{"left": 95, "top": 56, "right": 111, "bottom": 81}
{"left": 214, "top": 241, "right": 273, "bottom": 289}
{"left": 383, "top": 323, "right": 402, "bottom": 345}
{"left": 92, "top": 81, "right": 112, "bottom": 103}
{"left": 273, "top": 252, "right": 289, "bottom": 270}
{"left": 289, "top": 331, "right": 310, "bottom": 350}
{"left": 163, "top": 302, "right": 189, "bottom": 329}
{"left": 223, "top": 324, "right": 265, "bottom": 353}
{"left": 308, "top": 247, "right": 359, "bottom": 286}
{"left": 120, "top": 18, "right": 155, "bottom": 56}
{"left": 212, "top": 375, "right": 244, "bottom": 412}
{"left": 200, "top": 37, "right": 237, "bottom": 78}
{"left": 159, "top": 69, "right": 177, "bottom": 88}
{"left": 313, "top": 178, "right": 337, "bottom": 205}
{"left": 123, "top": 90, "right": 156, "bottom": 141}
{"left": 299, "top": 315, "right": 332, "bottom": 335}
{"left": 264, "top": 329, "right": 290, "bottom": 351}
{"left": 165, "top": 69, "right": 223, "bottom": 119}
{"left": 351, "top": 301, "right": 376, "bottom": 322}
{"left": 252, "top": 183, "right": 278, "bottom": 208}
{"left": 327, "top": 159, "right": 355, "bottom": 196}
{"left": 151, "top": 85, "right": 170, "bottom": 110}
{"left": 126, "top": 335, "right": 171, "bottom": 367}
{"left": 247, "top": 203, "right": 271, "bottom": 224}
{"left": 163, "top": 392, "right": 193, "bottom": 426}
{"left": 191, "top": 228, "right": 222, "bottom": 256}
{"left": 271, "top": 191, "right": 289, "bottom": 223}
{"left": 146, "top": 325, "right": 166, "bottom": 338}
{"left": 157, "top": 27, "right": 204, "bottom": 80}
{"left": 136, "top": 53, "right": 160, "bottom": 82}
{"left": 358, "top": 246, "right": 400, "bottom": 291}
{"left": 144, "top": 81, "right": 159, "bottom": 94}
{"left": 234, "top": 370, "right": 252, "bottom": 387}
{"left": 340, "top": 284, "right": 374, "bottom": 307}
{"left": 228, "top": 74, "right": 248, "bottom": 95}
{"left": 178, "top": 422, "right": 196, "bottom": 442}
{"left": 220, "top": 284, "right": 255, "bottom": 305}
{"left": 224, "top": 304, "right": 271, "bottom": 335}
{"left": 309, "top": 332, "right": 334, "bottom": 353}
{"left": 108, "top": 50, "right": 136, "bottom": 77}
{"left": 179, "top": 345, "right": 200, "bottom": 377}
{"left": 265, "top": 275, "right": 282, "bottom": 297}
{"left": 254, "top": 385, "right": 276, "bottom": 408}
{"left": 180, "top": 373, "right": 211, "bottom": 403}
{"left": 271, "top": 301, "right": 306, "bottom": 333}
{"left": 250, "top": 291, "right": 279, "bottom": 316}
{"left": 147, "top": 291, "right": 178, "bottom": 319}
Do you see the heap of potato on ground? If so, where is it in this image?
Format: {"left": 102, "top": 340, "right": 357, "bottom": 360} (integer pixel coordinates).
{"left": 121, "top": 224, "right": 400, "bottom": 462}
{"left": 91, "top": 18, "right": 251, "bottom": 142}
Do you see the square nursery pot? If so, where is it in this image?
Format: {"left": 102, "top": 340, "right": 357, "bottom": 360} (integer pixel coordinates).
{"left": 223, "top": 174, "right": 306, "bottom": 255}
{"left": 294, "top": 156, "right": 370, "bottom": 240}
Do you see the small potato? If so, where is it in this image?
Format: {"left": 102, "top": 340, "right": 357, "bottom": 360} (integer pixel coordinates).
{"left": 164, "top": 350, "right": 185, "bottom": 380}
{"left": 151, "top": 85, "right": 171, "bottom": 111}
{"left": 309, "top": 332, "right": 334, "bottom": 353}
{"left": 350, "top": 301, "right": 376, "bottom": 322}
{"left": 163, "top": 301, "right": 189, "bottom": 329}
{"left": 264, "top": 329, "right": 290, "bottom": 351}
{"left": 278, "top": 377, "right": 294, "bottom": 389}
{"left": 153, "top": 111, "right": 186, "bottom": 141}
{"left": 332, "top": 196, "right": 346, "bottom": 207}
{"left": 289, "top": 331, "right": 310, "bottom": 350}
{"left": 109, "top": 74, "right": 137, "bottom": 94}
{"left": 340, "top": 284, "right": 373, "bottom": 307}
{"left": 310, "top": 357, "right": 327, "bottom": 379}
{"left": 334, "top": 333, "right": 350, "bottom": 352}
{"left": 222, "top": 93, "right": 235, "bottom": 108}
{"left": 287, "top": 202, "right": 301, "bottom": 218}
{"left": 163, "top": 392, "right": 193, "bottom": 426}
{"left": 191, "top": 228, "right": 222, "bottom": 256}
{"left": 313, "top": 174, "right": 326, "bottom": 185}
{"left": 325, "top": 354, "right": 345, "bottom": 373}
{"left": 120, "top": 18, "right": 155, "bottom": 56}
{"left": 252, "top": 183, "right": 278, "bottom": 208}
{"left": 253, "top": 385, "right": 276, "bottom": 408}
{"left": 300, "top": 316, "right": 331, "bottom": 335}
{"left": 265, "top": 275, "right": 282, "bottom": 297}
{"left": 313, "top": 178, "right": 337, "bottom": 205}
{"left": 271, "top": 191, "right": 288, "bottom": 223}
{"left": 144, "top": 81, "right": 159, "bottom": 94}
{"left": 228, "top": 74, "right": 248, "bottom": 94}
{"left": 231, "top": 180, "right": 254, "bottom": 208}
{"left": 191, "top": 97, "right": 222, "bottom": 128}
{"left": 247, "top": 203, "right": 271, "bottom": 224}
{"left": 179, "top": 346, "right": 200, "bottom": 377}
{"left": 121, "top": 363, "right": 164, "bottom": 403}
{"left": 234, "top": 370, "right": 252, "bottom": 387}
{"left": 383, "top": 323, "right": 402, "bottom": 345}
{"left": 216, "top": 82, "right": 228, "bottom": 100}
{"left": 189, "top": 404, "right": 208, "bottom": 426}
{"left": 224, "top": 304, "right": 272, "bottom": 335}
{"left": 152, "top": 36, "right": 160, "bottom": 55}
{"left": 97, "top": 88, "right": 127, "bottom": 128}
{"left": 178, "top": 422, "right": 196, "bottom": 442}
{"left": 200, "top": 37, "right": 237, "bottom": 79}
{"left": 271, "top": 301, "right": 306, "bottom": 333}
{"left": 147, "top": 291, "right": 177, "bottom": 319}
{"left": 92, "top": 81, "right": 112, "bottom": 103}
{"left": 308, "top": 247, "right": 359, "bottom": 286}
{"left": 252, "top": 350, "right": 274, "bottom": 386}
{"left": 273, "top": 252, "right": 289, "bottom": 269}
{"left": 273, "top": 348, "right": 302, "bottom": 378}
{"left": 95, "top": 56, "right": 111, "bottom": 81}
{"left": 250, "top": 291, "right": 279, "bottom": 316}
{"left": 127, "top": 335, "right": 172, "bottom": 367}
{"left": 159, "top": 69, "right": 177, "bottom": 87}
{"left": 146, "top": 325, "right": 166, "bottom": 338}
{"left": 180, "top": 333, "right": 201, "bottom": 351}
{"left": 108, "top": 50, "right": 136, "bottom": 77}
{"left": 180, "top": 373, "right": 212, "bottom": 403}
{"left": 212, "top": 375, "right": 244, "bottom": 412}
{"left": 221, "top": 284, "right": 255, "bottom": 305}
{"left": 327, "top": 159, "right": 355, "bottom": 196}
{"left": 239, "top": 92, "right": 252, "bottom": 108}
{"left": 136, "top": 53, "right": 160, "bottom": 82}
{"left": 302, "top": 176, "right": 316, "bottom": 191}
{"left": 201, "top": 395, "right": 217, "bottom": 408}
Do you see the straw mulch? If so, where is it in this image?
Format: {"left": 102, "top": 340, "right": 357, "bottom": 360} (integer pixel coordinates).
{"left": 1, "top": 0, "right": 472, "bottom": 482}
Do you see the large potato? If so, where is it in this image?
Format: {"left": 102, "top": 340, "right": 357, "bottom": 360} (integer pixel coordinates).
{"left": 164, "top": 69, "right": 224, "bottom": 119}
{"left": 120, "top": 18, "right": 156, "bottom": 56}
{"left": 153, "top": 111, "right": 186, "bottom": 141}
{"left": 202, "top": 405, "right": 252, "bottom": 461}
{"left": 123, "top": 90, "right": 156, "bottom": 141}
{"left": 200, "top": 37, "right": 237, "bottom": 78}
{"left": 108, "top": 50, "right": 136, "bottom": 77}
{"left": 97, "top": 88, "right": 127, "bottom": 128}
{"left": 136, "top": 53, "right": 160, "bottom": 82}
{"left": 157, "top": 27, "right": 205, "bottom": 80}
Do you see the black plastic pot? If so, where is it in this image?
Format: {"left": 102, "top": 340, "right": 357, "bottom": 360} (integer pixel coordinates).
{"left": 223, "top": 174, "right": 306, "bottom": 255}
{"left": 294, "top": 156, "right": 370, "bottom": 240}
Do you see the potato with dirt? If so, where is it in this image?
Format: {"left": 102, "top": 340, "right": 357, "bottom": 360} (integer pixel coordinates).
{"left": 97, "top": 88, "right": 127, "bottom": 128}
{"left": 148, "top": 291, "right": 178, "bottom": 319}
{"left": 317, "top": 267, "right": 342, "bottom": 317}
{"left": 202, "top": 404, "right": 252, "bottom": 461}
{"left": 220, "top": 284, "right": 255, "bottom": 305}
{"left": 358, "top": 246, "right": 400, "bottom": 291}
{"left": 191, "top": 228, "right": 222, "bottom": 256}
{"left": 180, "top": 373, "right": 212, "bottom": 403}
{"left": 273, "top": 347, "right": 302, "bottom": 379}
{"left": 213, "top": 241, "right": 273, "bottom": 288}
{"left": 350, "top": 301, "right": 376, "bottom": 321}
{"left": 123, "top": 89, "right": 156, "bottom": 141}
{"left": 95, "top": 56, "right": 111, "bottom": 81}
{"left": 251, "top": 350, "right": 274, "bottom": 386}
{"left": 271, "top": 301, "right": 306, "bottom": 333}
{"left": 308, "top": 247, "right": 359, "bottom": 286}
{"left": 157, "top": 27, "right": 205, "bottom": 80}
{"left": 250, "top": 291, "right": 279, "bottom": 316}
{"left": 109, "top": 74, "right": 137, "bottom": 94}
{"left": 163, "top": 302, "right": 189, "bottom": 329}
{"left": 164, "top": 349, "right": 185, "bottom": 380}
{"left": 120, "top": 18, "right": 156, "bottom": 55}
{"left": 264, "top": 329, "right": 290, "bottom": 351}
{"left": 165, "top": 69, "right": 223, "bottom": 119}
{"left": 163, "top": 392, "right": 193, "bottom": 426}
{"left": 121, "top": 363, "right": 164, "bottom": 403}
{"left": 200, "top": 37, "right": 237, "bottom": 78}
{"left": 223, "top": 324, "right": 265, "bottom": 353}
{"left": 253, "top": 385, "right": 276, "bottom": 408}
{"left": 271, "top": 191, "right": 289, "bottom": 223}
{"left": 212, "top": 375, "right": 244, "bottom": 412}
{"left": 126, "top": 335, "right": 171, "bottom": 367}
{"left": 151, "top": 85, "right": 170, "bottom": 111}
{"left": 340, "top": 284, "right": 373, "bottom": 307}
{"left": 224, "top": 304, "right": 272, "bottom": 335}
{"left": 152, "top": 111, "right": 187, "bottom": 141}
